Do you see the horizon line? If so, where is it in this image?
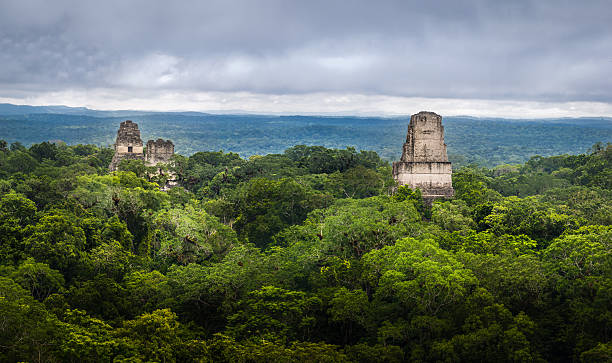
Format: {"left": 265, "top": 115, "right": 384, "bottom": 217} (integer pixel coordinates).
{"left": 2, "top": 102, "right": 612, "bottom": 121}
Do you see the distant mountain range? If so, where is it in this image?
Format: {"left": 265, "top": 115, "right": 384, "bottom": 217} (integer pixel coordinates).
{"left": 0, "top": 103, "right": 218, "bottom": 118}
{"left": 2, "top": 103, "right": 611, "bottom": 122}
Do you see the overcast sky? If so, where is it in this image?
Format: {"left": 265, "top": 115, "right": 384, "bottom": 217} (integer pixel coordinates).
{"left": 0, "top": 0, "right": 611, "bottom": 117}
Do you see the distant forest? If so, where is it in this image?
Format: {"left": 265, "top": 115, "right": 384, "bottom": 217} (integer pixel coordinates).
{"left": 0, "top": 109, "right": 610, "bottom": 167}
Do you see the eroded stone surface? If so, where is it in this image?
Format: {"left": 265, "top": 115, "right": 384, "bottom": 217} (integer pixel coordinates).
{"left": 392, "top": 111, "right": 454, "bottom": 201}
{"left": 145, "top": 138, "right": 177, "bottom": 190}
{"left": 145, "top": 138, "right": 174, "bottom": 166}
{"left": 109, "top": 120, "right": 144, "bottom": 171}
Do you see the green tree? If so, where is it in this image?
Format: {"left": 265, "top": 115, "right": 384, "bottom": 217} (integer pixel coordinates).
{"left": 0, "top": 192, "right": 37, "bottom": 263}
{"left": 114, "top": 309, "right": 206, "bottom": 362}
{"left": 226, "top": 286, "right": 321, "bottom": 342}
{"left": 152, "top": 203, "right": 237, "bottom": 265}
{"left": 86, "top": 241, "right": 134, "bottom": 281}
{"left": 208, "top": 334, "right": 349, "bottom": 363}
{"left": 29, "top": 141, "right": 58, "bottom": 162}
{"left": 124, "top": 270, "right": 173, "bottom": 316}
{"left": 167, "top": 244, "right": 271, "bottom": 330}
{"left": 459, "top": 253, "right": 546, "bottom": 312}
{"left": 431, "top": 199, "right": 475, "bottom": 232}
{"left": 117, "top": 159, "right": 148, "bottom": 178}
{"left": 580, "top": 341, "right": 612, "bottom": 363}
{"left": 543, "top": 226, "right": 612, "bottom": 358}
{"left": 304, "top": 197, "right": 420, "bottom": 258}
{"left": 58, "top": 309, "right": 117, "bottom": 362}
{"left": 344, "top": 343, "right": 404, "bottom": 363}
{"left": 363, "top": 238, "right": 477, "bottom": 316}
{"left": 9, "top": 258, "right": 65, "bottom": 301}
{"left": 0, "top": 277, "right": 63, "bottom": 362}
{"left": 23, "top": 212, "right": 87, "bottom": 273}
{"left": 326, "top": 166, "right": 383, "bottom": 198}
{"left": 67, "top": 276, "right": 128, "bottom": 320}
{"left": 234, "top": 178, "right": 316, "bottom": 247}
{"left": 431, "top": 303, "right": 540, "bottom": 362}
{"left": 329, "top": 288, "right": 371, "bottom": 344}
{"left": 6, "top": 150, "right": 38, "bottom": 173}
{"left": 452, "top": 167, "right": 501, "bottom": 206}
{"left": 481, "top": 196, "right": 576, "bottom": 245}
{"left": 101, "top": 215, "right": 134, "bottom": 250}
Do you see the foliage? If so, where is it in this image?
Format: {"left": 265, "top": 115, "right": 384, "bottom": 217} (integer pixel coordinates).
{"left": 226, "top": 285, "right": 322, "bottom": 342}
{"left": 151, "top": 203, "right": 237, "bottom": 265}
{"left": 0, "top": 139, "right": 609, "bottom": 361}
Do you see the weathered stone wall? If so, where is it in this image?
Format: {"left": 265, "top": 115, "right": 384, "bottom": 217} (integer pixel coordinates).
{"left": 400, "top": 112, "right": 449, "bottom": 163}
{"left": 392, "top": 111, "right": 454, "bottom": 201}
{"left": 145, "top": 139, "right": 174, "bottom": 166}
{"left": 109, "top": 120, "right": 144, "bottom": 171}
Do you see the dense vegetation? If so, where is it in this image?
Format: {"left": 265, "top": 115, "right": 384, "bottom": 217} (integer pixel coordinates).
{"left": 1, "top": 109, "right": 611, "bottom": 167}
{"left": 0, "top": 138, "right": 610, "bottom": 362}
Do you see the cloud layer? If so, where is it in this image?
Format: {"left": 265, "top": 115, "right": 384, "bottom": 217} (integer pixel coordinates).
{"left": 1, "top": 0, "right": 611, "bottom": 116}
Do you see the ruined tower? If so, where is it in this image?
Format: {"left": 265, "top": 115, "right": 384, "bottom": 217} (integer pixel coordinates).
{"left": 109, "top": 120, "right": 144, "bottom": 171}
{"left": 392, "top": 111, "right": 454, "bottom": 201}
{"left": 145, "top": 139, "right": 175, "bottom": 166}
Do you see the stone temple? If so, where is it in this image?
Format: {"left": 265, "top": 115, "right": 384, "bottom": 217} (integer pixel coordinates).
{"left": 109, "top": 120, "right": 144, "bottom": 171}
{"left": 392, "top": 111, "right": 454, "bottom": 201}
{"left": 109, "top": 120, "right": 175, "bottom": 172}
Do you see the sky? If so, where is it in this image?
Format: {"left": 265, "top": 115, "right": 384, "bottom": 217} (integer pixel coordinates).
{"left": 0, "top": 0, "right": 611, "bottom": 117}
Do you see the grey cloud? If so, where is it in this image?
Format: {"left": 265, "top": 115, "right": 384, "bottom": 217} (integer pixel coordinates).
{"left": 0, "top": 0, "right": 611, "bottom": 102}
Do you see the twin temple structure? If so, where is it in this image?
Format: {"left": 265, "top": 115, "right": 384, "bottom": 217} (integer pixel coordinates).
{"left": 109, "top": 111, "right": 454, "bottom": 201}
{"left": 109, "top": 120, "right": 174, "bottom": 172}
